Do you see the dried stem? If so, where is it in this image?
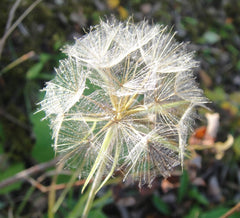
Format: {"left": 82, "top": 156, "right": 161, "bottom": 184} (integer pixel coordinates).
{"left": 26, "top": 176, "right": 86, "bottom": 193}
{"left": 220, "top": 202, "right": 240, "bottom": 218}
{"left": 0, "top": 158, "right": 57, "bottom": 189}
{"left": 5, "top": 0, "right": 22, "bottom": 32}
{"left": 0, "top": 51, "right": 35, "bottom": 75}
{"left": 0, "top": 0, "right": 42, "bottom": 59}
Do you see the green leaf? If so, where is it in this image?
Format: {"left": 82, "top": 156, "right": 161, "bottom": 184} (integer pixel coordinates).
{"left": 184, "top": 205, "right": 201, "bottom": 218}
{"left": 200, "top": 207, "right": 239, "bottom": 218}
{"left": 30, "top": 111, "right": 54, "bottom": 162}
{"left": 26, "top": 62, "right": 44, "bottom": 80}
{"left": 36, "top": 73, "right": 54, "bottom": 81}
{"left": 92, "top": 190, "right": 112, "bottom": 209}
{"left": 39, "top": 53, "right": 52, "bottom": 63}
{"left": 68, "top": 189, "right": 111, "bottom": 218}
{"left": 0, "top": 163, "right": 24, "bottom": 194}
{"left": 227, "top": 45, "right": 239, "bottom": 56}
{"left": 67, "top": 189, "right": 89, "bottom": 218}
{"left": 205, "top": 87, "right": 226, "bottom": 102}
{"left": 177, "top": 170, "right": 189, "bottom": 203}
{"left": 183, "top": 17, "right": 198, "bottom": 26}
{"left": 236, "top": 61, "right": 240, "bottom": 71}
{"left": 89, "top": 209, "right": 107, "bottom": 218}
{"left": 233, "top": 136, "right": 240, "bottom": 158}
{"left": 188, "top": 187, "right": 209, "bottom": 206}
{"left": 152, "top": 194, "right": 170, "bottom": 215}
{"left": 26, "top": 53, "right": 52, "bottom": 80}
{"left": 56, "top": 174, "right": 72, "bottom": 184}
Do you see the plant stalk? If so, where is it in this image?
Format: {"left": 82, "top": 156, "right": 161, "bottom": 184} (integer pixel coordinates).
{"left": 82, "top": 126, "right": 115, "bottom": 217}
{"left": 82, "top": 160, "right": 106, "bottom": 217}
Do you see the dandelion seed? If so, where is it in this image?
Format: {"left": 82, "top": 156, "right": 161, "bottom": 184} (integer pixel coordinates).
{"left": 38, "top": 17, "right": 208, "bottom": 217}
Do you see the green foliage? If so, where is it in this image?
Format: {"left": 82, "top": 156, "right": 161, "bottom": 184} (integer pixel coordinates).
{"left": 26, "top": 53, "right": 57, "bottom": 80}
{"left": 30, "top": 111, "right": 54, "bottom": 162}
{"left": 205, "top": 87, "right": 226, "bottom": 102}
{"left": 200, "top": 207, "right": 239, "bottom": 218}
{"left": 16, "top": 186, "right": 35, "bottom": 215}
{"left": 152, "top": 193, "right": 170, "bottom": 215}
{"left": 26, "top": 53, "right": 50, "bottom": 80}
{"left": 0, "top": 123, "right": 4, "bottom": 154}
{"left": 185, "top": 205, "right": 240, "bottom": 218}
{"left": 66, "top": 189, "right": 112, "bottom": 218}
{"left": 56, "top": 174, "right": 72, "bottom": 184}
{"left": 184, "top": 206, "right": 201, "bottom": 218}
{"left": 178, "top": 170, "right": 189, "bottom": 203}
{"left": 188, "top": 188, "right": 208, "bottom": 206}
{"left": 178, "top": 171, "right": 208, "bottom": 207}
{"left": 233, "top": 136, "right": 240, "bottom": 158}
{"left": 88, "top": 209, "right": 107, "bottom": 218}
{"left": 236, "top": 61, "right": 240, "bottom": 71}
{"left": 0, "top": 163, "right": 24, "bottom": 194}
{"left": 183, "top": 17, "right": 198, "bottom": 26}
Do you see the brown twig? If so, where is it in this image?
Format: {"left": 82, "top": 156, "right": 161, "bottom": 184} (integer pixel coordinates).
{"left": 0, "top": 158, "right": 58, "bottom": 189}
{"left": 0, "top": 0, "right": 42, "bottom": 58}
{"left": 26, "top": 176, "right": 86, "bottom": 193}
{"left": 0, "top": 51, "right": 35, "bottom": 76}
{"left": 5, "top": 0, "right": 22, "bottom": 33}
{"left": 220, "top": 202, "right": 240, "bottom": 218}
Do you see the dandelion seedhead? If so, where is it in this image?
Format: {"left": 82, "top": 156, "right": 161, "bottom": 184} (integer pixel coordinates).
{"left": 38, "top": 17, "right": 208, "bottom": 216}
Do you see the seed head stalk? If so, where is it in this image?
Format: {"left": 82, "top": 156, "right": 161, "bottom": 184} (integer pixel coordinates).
{"left": 82, "top": 125, "right": 120, "bottom": 217}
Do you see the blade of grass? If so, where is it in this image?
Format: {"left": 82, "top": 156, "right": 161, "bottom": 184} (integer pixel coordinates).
{"left": 16, "top": 186, "right": 35, "bottom": 216}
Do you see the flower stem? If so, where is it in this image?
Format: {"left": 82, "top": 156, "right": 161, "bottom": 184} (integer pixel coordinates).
{"left": 82, "top": 160, "right": 106, "bottom": 218}
{"left": 82, "top": 126, "right": 115, "bottom": 217}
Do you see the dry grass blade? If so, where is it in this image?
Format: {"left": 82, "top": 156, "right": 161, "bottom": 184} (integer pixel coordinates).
{"left": 0, "top": 51, "right": 35, "bottom": 75}
{"left": 0, "top": 0, "right": 42, "bottom": 59}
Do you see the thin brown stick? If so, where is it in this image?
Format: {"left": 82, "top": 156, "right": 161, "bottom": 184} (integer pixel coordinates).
{"left": 0, "top": 51, "right": 35, "bottom": 75}
{"left": 5, "top": 0, "right": 22, "bottom": 32}
{"left": 0, "top": 0, "right": 42, "bottom": 58}
{"left": 0, "top": 158, "right": 57, "bottom": 189}
{"left": 220, "top": 202, "right": 240, "bottom": 218}
{"left": 26, "top": 176, "right": 86, "bottom": 193}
